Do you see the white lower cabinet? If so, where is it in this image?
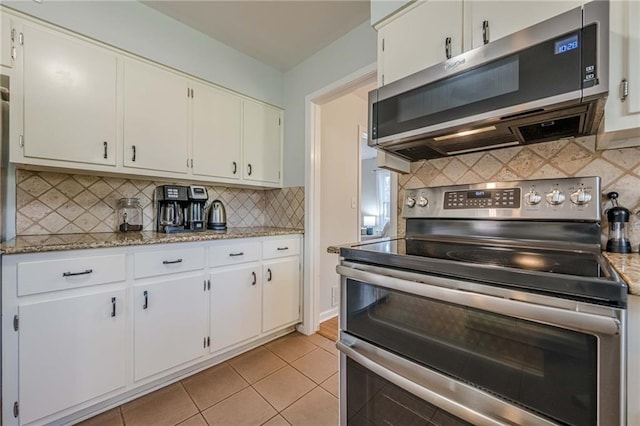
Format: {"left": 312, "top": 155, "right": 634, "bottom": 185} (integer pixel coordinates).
{"left": 133, "top": 273, "right": 207, "bottom": 381}
{"left": 209, "top": 265, "right": 262, "bottom": 352}
{"left": 19, "top": 288, "right": 127, "bottom": 425}
{"left": 262, "top": 257, "right": 301, "bottom": 332}
{"left": 2, "top": 234, "right": 302, "bottom": 426}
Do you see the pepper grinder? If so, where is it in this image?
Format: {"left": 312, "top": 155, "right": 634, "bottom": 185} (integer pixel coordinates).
{"left": 605, "top": 192, "right": 631, "bottom": 253}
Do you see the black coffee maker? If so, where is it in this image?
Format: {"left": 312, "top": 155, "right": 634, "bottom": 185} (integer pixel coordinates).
{"left": 155, "top": 185, "right": 189, "bottom": 233}
{"left": 186, "top": 185, "right": 208, "bottom": 231}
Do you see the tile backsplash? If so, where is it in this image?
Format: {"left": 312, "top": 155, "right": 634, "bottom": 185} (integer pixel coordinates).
{"left": 15, "top": 170, "right": 304, "bottom": 235}
{"left": 397, "top": 136, "right": 640, "bottom": 251}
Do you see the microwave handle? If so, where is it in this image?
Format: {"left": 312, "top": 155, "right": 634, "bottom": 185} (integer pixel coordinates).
{"left": 336, "top": 264, "right": 620, "bottom": 336}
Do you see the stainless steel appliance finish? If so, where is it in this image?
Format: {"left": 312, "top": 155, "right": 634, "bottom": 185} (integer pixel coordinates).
{"left": 186, "top": 185, "right": 208, "bottom": 231}
{"left": 1, "top": 74, "right": 9, "bottom": 242}
{"left": 337, "top": 176, "right": 626, "bottom": 426}
{"left": 207, "top": 199, "right": 227, "bottom": 231}
{"left": 368, "top": 1, "right": 609, "bottom": 161}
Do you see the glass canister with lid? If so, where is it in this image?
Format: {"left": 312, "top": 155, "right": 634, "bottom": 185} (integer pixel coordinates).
{"left": 116, "top": 198, "right": 143, "bottom": 232}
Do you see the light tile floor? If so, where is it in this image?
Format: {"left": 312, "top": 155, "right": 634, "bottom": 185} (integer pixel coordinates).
{"left": 77, "top": 332, "right": 339, "bottom": 426}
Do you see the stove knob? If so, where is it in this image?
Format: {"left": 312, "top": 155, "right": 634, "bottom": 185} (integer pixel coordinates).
{"left": 417, "top": 196, "right": 428, "bottom": 207}
{"left": 570, "top": 188, "right": 592, "bottom": 205}
{"left": 546, "top": 188, "right": 566, "bottom": 205}
{"left": 525, "top": 190, "right": 542, "bottom": 205}
{"left": 406, "top": 196, "right": 416, "bottom": 208}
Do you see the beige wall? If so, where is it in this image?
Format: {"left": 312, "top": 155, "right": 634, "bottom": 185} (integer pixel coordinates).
{"left": 319, "top": 93, "right": 368, "bottom": 316}
{"left": 397, "top": 136, "right": 640, "bottom": 251}
{"left": 15, "top": 170, "right": 303, "bottom": 235}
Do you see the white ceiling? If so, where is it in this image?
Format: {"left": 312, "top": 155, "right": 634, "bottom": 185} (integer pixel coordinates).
{"left": 142, "top": 0, "right": 370, "bottom": 72}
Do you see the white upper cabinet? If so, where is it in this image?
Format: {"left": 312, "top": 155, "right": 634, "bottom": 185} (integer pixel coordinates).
{"left": 22, "top": 24, "right": 117, "bottom": 166}
{"left": 123, "top": 59, "right": 189, "bottom": 174}
{"left": 191, "top": 82, "right": 242, "bottom": 180}
{"left": 1, "top": 11, "right": 14, "bottom": 68}
{"left": 598, "top": 0, "right": 640, "bottom": 148}
{"left": 243, "top": 100, "right": 282, "bottom": 186}
{"left": 464, "top": 1, "right": 583, "bottom": 50}
{"left": 377, "top": 0, "right": 463, "bottom": 86}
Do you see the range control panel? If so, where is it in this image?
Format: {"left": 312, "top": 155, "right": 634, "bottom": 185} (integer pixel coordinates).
{"left": 444, "top": 188, "right": 521, "bottom": 209}
{"left": 403, "top": 177, "right": 601, "bottom": 221}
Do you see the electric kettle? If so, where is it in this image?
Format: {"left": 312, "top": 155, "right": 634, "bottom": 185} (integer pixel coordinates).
{"left": 207, "top": 199, "right": 227, "bottom": 231}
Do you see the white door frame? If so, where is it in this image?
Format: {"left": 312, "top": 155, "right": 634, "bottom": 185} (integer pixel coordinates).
{"left": 298, "top": 63, "right": 377, "bottom": 335}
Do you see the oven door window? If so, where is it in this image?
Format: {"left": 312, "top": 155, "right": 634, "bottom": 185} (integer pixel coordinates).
{"left": 346, "top": 357, "right": 472, "bottom": 426}
{"left": 345, "top": 279, "right": 597, "bottom": 426}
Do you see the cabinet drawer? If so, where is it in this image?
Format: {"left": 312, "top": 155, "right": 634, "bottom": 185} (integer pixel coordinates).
{"left": 17, "top": 254, "right": 126, "bottom": 296}
{"left": 263, "top": 237, "right": 300, "bottom": 259}
{"left": 134, "top": 246, "right": 204, "bottom": 279}
{"left": 210, "top": 241, "right": 261, "bottom": 267}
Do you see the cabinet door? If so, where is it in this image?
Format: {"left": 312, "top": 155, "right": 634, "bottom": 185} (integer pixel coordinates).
{"left": 210, "top": 265, "right": 261, "bottom": 352}
{"left": 243, "top": 100, "right": 282, "bottom": 185}
{"left": 134, "top": 274, "right": 206, "bottom": 380}
{"left": 262, "top": 257, "right": 300, "bottom": 332}
{"left": 465, "top": 1, "right": 583, "bottom": 50}
{"left": 22, "top": 24, "right": 117, "bottom": 165}
{"left": 123, "top": 59, "right": 189, "bottom": 174}
{"left": 192, "top": 82, "right": 242, "bottom": 180}
{"left": 601, "top": 0, "right": 640, "bottom": 141}
{"left": 19, "top": 289, "right": 126, "bottom": 425}
{"left": 1, "top": 12, "right": 14, "bottom": 68}
{"left": 378, "top": 0, "right": 463, "bottom": 86}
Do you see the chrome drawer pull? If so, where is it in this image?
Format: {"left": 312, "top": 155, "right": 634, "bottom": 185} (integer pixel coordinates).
{"left": 62, "top": 269, "right": 93, "bottom": 277}
{"left": 229, "top": 252, "right": 244, "bottom": 257}
{"left": 162, "top": 259, "right": 183, "bottom": 265}
{"left": 277, "top": 247, "right": 289, "bottom": 251}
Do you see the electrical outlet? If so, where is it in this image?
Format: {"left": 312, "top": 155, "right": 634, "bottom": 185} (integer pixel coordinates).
{"left": 331, "top": 286, "right": 339, "bottom": 306}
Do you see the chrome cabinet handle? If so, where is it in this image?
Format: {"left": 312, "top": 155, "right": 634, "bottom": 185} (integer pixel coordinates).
{"left": 445, "top": 37, "right": 452, "bottom": 59}
{"left": 233, "top": 161, "right": 237, "bottom": 175}
{"left": 229, "top": 252, "right": 244, "bottom": 257}
{"left": 132, "top": 145, "right": 136, "bottom": 162}
{"left": 103, "top": 141, "right": 108, "bottom": 159}
{"left": 111, "top": 297, "right": 116, "bottom": 317}
{"left": 143, "top": 290, "right": 148, "bottom": 310}
{"left": 247, "top": 163, "right": 252, "bottom": 176}
{"left": 252, "top": 271, "right": 257, "bottom": 286}
{"left": 277, "top": 247, "right": 289, "bottom": 251}
{"left": 63, "top": 269, "right": 93, "bottom": 277}
{"left": 267, "top": 268, "right": 272, "bottom": 282}
{"left": 162, "top": 259, "right": 183, "bottom": 265}
{"left": 482, "top": 20, "right": 490, "bottom": 45}
{"left": 621, "top": 79, "right": 629, "bottom": 102}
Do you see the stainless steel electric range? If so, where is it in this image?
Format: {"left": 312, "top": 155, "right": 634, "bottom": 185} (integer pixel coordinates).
{"left": 337, "top": 176, "right": 626, "bottom": 426}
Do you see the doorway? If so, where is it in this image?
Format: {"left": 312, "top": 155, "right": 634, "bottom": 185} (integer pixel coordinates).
{"left": 301, "top": 63, "right": 397, "bottom": 335}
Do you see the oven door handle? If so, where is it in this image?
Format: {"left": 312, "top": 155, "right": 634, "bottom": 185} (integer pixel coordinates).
{"left": 336, "top": 265, "right": 620, "bottom": 336}
{"left": 337, "top": 335, "right": 556, "bottom": 426}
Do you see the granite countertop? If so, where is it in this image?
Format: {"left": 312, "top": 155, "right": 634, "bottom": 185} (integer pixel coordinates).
{"left": 328, "top": 239, "right": 640, "bottom": 297}
{"left": 0, "top": 227, "right": 304, "bottom": 255}
{"left": 603, "top": 252, "right": 640, "bottom": 296}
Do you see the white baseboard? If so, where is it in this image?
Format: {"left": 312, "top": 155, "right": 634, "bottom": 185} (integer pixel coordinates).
{"left": 319, "top": 307, "right": 338, "bottom": 323}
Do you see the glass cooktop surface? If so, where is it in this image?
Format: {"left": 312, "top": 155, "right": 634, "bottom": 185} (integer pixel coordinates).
{"left": 345, "top": 237, "right": 607, "bottom": 278}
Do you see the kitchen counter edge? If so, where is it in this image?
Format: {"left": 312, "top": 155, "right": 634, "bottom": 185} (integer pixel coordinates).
{"left": 0, "top": 227, "right": 304, "bottom": 255}
{"left": 604, "top": 252, "right": 640, "bottom": 296}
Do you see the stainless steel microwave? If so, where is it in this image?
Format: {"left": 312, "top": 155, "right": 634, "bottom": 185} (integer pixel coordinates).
{"left": 369, "top": 1, "right": 609, "bottom": 161}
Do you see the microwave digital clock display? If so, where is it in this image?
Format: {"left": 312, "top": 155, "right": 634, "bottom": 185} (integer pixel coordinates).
{"left": 555, "top": 34, "right": 579, "bottom": 55}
